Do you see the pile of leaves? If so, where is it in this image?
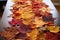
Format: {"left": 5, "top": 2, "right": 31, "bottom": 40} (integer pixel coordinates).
{"left": 0, "top": 0, "right": 60, "bottom": 40}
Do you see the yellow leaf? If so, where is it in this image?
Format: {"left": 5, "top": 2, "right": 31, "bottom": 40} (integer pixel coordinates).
{"left": 47, "top": 26, "right": 60, "bottom": 33}
{"left": 33, "top": 17, "right": 46, "bottom": 27}
{"left": 27, "top": 29, "right": 39, "bottom": 40}
{"left": 23, "top": 19, "right": 32, "bottom": 25}
{"left": 39, "top": 7, "right": 51, "bottom": 13}
{"left": 35, "top": 0, "right": 43, "bottom": 3}
{"left": 21, "top": 13, "right": 35, "bottom": 19}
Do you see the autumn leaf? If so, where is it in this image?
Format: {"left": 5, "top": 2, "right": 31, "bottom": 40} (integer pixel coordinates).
{"left": 33, "top": 17, "right": 47, "bottom": 28}
{"left": 27, "top": 29, "right": 39, "bottom": 40}
{"left": 23, "top": 19, "right": 32, "bottom": 25}
{"left": 46, "top": 26, "right": 60, "bottom": 33}
{"left": 21, "top": 13, "right": 35, "bottom": 19}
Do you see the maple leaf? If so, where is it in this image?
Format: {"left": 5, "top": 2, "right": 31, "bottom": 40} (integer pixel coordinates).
{"left": 33, "top": 17, "right": 47, "bottom": 28}
{"left": 46, "top": 26, "right": 60, "bottom": 33}
{"left": 39, "top": 7, "right": 51, "bottom": 13}
{"left": 21, "top": 13, "right": 35, "bottom": 19}
{"left": 27, "top": 29, "right": 39, "bottom": 40}
{"left": 23, "top": 19, "right": 33, "bottom": 25}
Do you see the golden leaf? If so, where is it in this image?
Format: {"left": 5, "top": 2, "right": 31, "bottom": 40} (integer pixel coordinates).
{"left": 27, "top": 29, "right": 39, "bottom": 40}
{"left": 35, "top": 0, "right": 43, "bottom": 3}
{"left": 33, "top": 17, "right": 47, "bottom": 28}
{"left": 21, "top": 13, "right": 35, "bottom": 19}
{"left": 23, "top": 19, "right": 32, "bottom": 25}
{"left": 47, "top": 26, "right": 60, "bottom": 33}
{"left": 39, "top": 7, "right": 51, "bottom": 13}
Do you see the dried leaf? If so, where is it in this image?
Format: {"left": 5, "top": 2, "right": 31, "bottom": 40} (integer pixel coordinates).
{"left": 46, "top": 26, "right": 60, "bottom": 33}
{"left": 23, "top": 19, "right": 32, "bottom": 25}
{"left": 27, "top": 29, "right": 39, "bottom": 40}
{"left": 33, "top": 17, "right": 47, "bottom": 27}
{"left": 1, "top": 27, "right": 19, "bottom": 40}
{"left": 21, "top": 13, "right": 35, "bottom": 19}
